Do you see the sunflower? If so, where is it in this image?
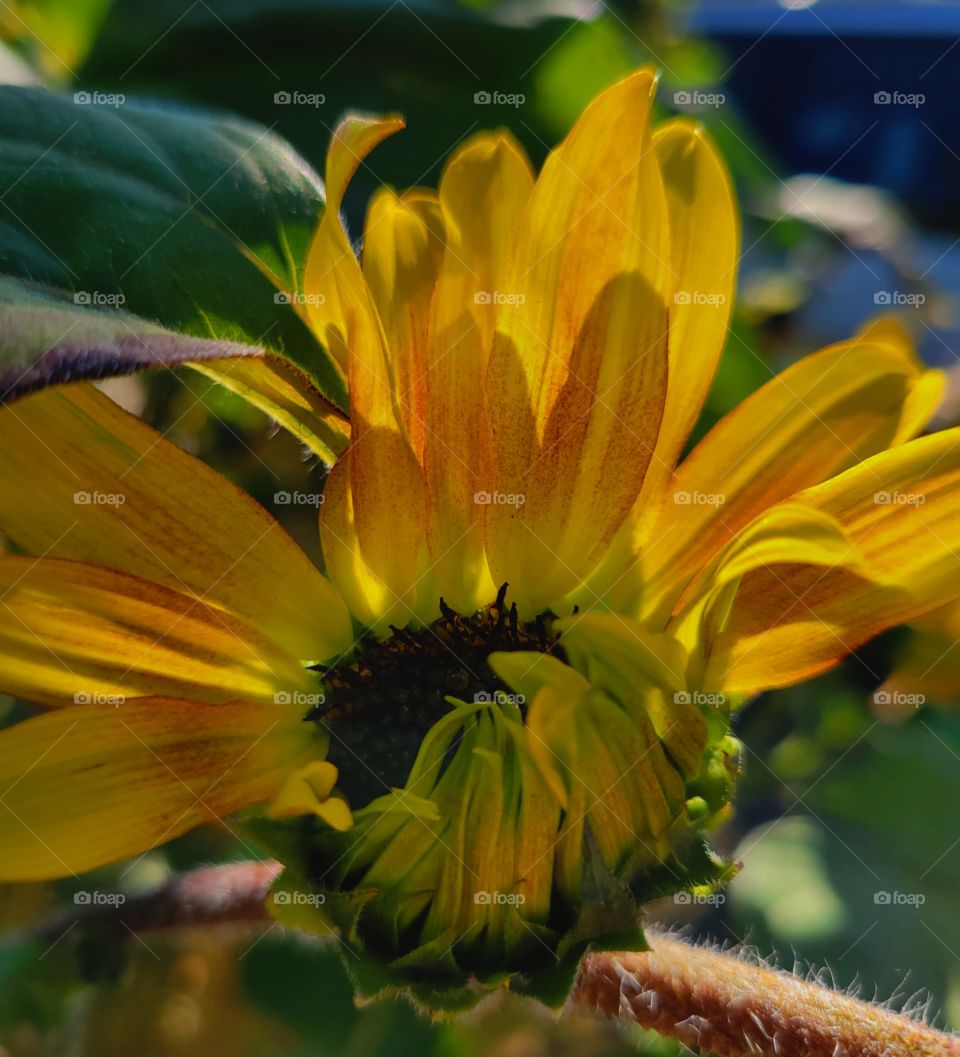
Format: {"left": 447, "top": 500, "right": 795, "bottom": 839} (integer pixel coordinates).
{"left": 1, "top": 69, "right": 960, "bottom": 1006}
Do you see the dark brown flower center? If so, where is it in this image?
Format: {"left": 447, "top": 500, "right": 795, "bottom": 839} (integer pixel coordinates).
{"left": 306, "top": 584, "right": 563, "bottom": 806}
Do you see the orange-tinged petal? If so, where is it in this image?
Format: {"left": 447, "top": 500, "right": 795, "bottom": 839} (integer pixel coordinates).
{"left": 591, "top": 119, "right": 738, "bottom": 590}
{"left": 638, "top": 323, "right": 943, "bottom": 625}
{"left": 0, "top": 557, "right": 320, "bottom": 708}
{"left": 423, "top": 132, "right": 534, "bottom": 613}
{"left": 569, "top": 121, "right": 738, "bottom": 615}
{"left": 668, "top": 504, "right": 861, "bottom": 683}
{"left": 305, "top": 115, "right": 428, "bottom": 629}
{"left": 318, "top": 457, "right": 433, "bottom": 630}
{"left": 0, "top": 384, "right": 353, "bottom": 663}
{"left": 327, "top": 431, "right": 427, "bottom": 634}
{"left": 362, "top": 187, "right": 444, "bottom": 461}
{"left": 0, "top": 697, "right": 318, "bottom": 881}
{"left": 705, "top": 428, "right": 960, "bottom": 694}
{"left": 485, "top": 69, "right": 671, "bottom": 613}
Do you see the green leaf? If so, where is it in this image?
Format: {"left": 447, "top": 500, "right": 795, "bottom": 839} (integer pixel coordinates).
{"left": 0, "top": 86, "right": 345, "bottom": 409}
{"left": 0, "top": 276, "right": 262, "bottom": 399}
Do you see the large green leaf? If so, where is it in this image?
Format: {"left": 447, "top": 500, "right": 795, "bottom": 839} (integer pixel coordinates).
{"left": 0, "top": 276, "right": 263, "bottom": 398}
{"left": 0, "top": 86, "right": 345, "bottom": 408}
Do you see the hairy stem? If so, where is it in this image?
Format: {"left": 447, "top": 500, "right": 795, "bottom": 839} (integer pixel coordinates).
{"left": 576, "top": 938, "right": 960, "bottom": 1057}
{"left": 34, "top": 861, "right": 960, "bottom": 1057}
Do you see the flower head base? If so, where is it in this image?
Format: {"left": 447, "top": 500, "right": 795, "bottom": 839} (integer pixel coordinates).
{"left": 258, "top": 605, "right": 739, "bottom": 1008}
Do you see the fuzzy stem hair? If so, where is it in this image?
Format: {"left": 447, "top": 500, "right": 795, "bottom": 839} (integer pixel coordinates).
{"left": 576, "top": 935, "right": 960, "bottom": 1057}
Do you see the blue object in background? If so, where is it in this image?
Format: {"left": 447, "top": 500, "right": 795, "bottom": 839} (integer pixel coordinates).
{"left": 686, "top": 1, "right": 960, "bottom": 227}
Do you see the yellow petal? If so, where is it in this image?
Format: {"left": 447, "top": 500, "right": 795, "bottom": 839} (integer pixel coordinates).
{"left": 362, "top": 187, "right": 444, "bottom": 462}
{"left": 486, "top": 649, "right": 590, "bottom": 705}
{"left": 0, "top": 557, "right": 320, "bottom": 708}
{"left": 681, "top": 505, "right": 861, "bottom": 609}
{"left": 859, "top": 316, "right": 945, "bottom": 443}
{"left": 431, "top": 132, "right": 535, "bottom": 373}
{"left": 324, "top": 436, "right": 427, "bottom": 633}
{"left": 0, "top": 384, "right": 353, "bottom": 663}
{"left": 669, "top": 504, "right": 862, "bottom": 683}
{"left": 302, "top": 114, "right": 403, "bottom": 373}
{"left": 190, "top": 356, "right": 350, "bottom": 464}
{"left": 485, "top": 69, "right": 671, "bottom": 613}
{"left": 318, "top": 457, "right": 434, "bottom": 630}
{"left": 638, "top": 119, "right": 739, "bottom": 522}
{"left": 264, "top": 760, "right": 352, "bottom": 830}
{"left": 305, "top": 115, "right": 428, "bottom": 628}
{"left": 638, "top": 323, "right": 943, "bottom": 625}
{"left": 327, "top": 115, "right": 405, "bottom": 216}
{"left": 554, "top": 611, "right": 687, "bottom": 697}
{"left": 423, "top": 132, "right": 534, "bottom": 613}
{"left": 553, "top": 611, "right": 705, "bottom": 780}
{"left": 578, "top": 119, "right": 739, "bottom": 612}
{"left": 705, "top": 428, "right": 960, "bottom": 693}
{"left": 526, "top": 685, "right": 680, "bottom": 885}
{"left": 0, "top": 698, "right": 318, "bottom": 881}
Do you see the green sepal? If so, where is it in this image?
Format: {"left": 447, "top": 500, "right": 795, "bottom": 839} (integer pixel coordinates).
{"left": 629, "top": 826, "right": 739, "bottom": 907}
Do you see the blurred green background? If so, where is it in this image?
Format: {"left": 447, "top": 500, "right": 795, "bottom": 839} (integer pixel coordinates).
{"left": 2, "top": 1, "right": 960, "bottom": 1054}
